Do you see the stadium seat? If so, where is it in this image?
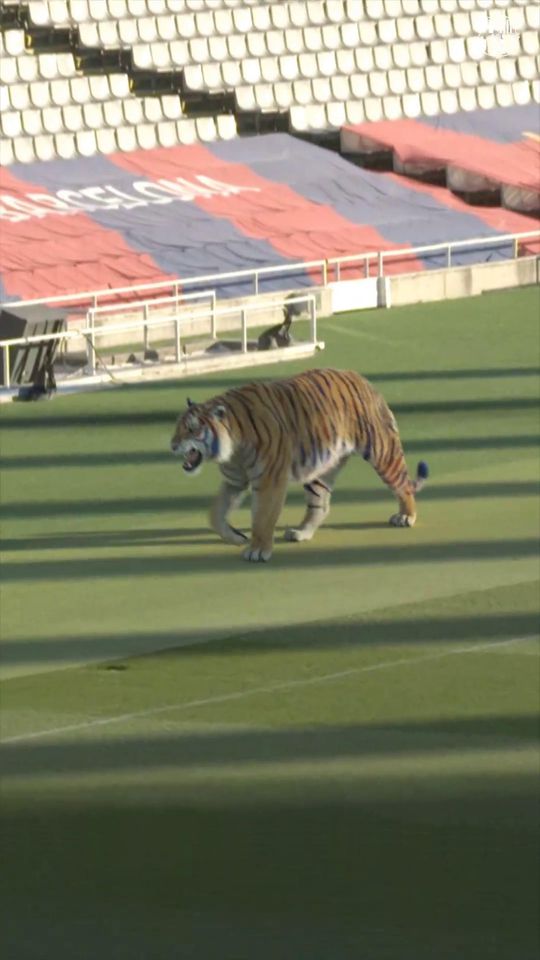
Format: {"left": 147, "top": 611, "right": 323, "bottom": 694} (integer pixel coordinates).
{"left": 1, "top": 110, "right": 23, "bottom": 139}
{"left": 460, "top": 61, "right": 479, "bottom": 87}
{"left": 409, "top": 42, "right": 428, "bottom": 66}
{"left": 326, "top": 101, "right": 346, "bottom": 127}
{"left": 425, "top": 65, "right": 444, "bottom": 90}
{"left": 512, "top": 80, "right": 531, "bottom": 105}
{"left": 443, "top": 63, "right": 461, "bottom": 88}
{"left": 217, "top": 114, "right": 237, "bottom": 139}
{"left": 33, "top": 133, "right": 55, "bottom": 161}
{"left": 156, "top": 120, "right": 178, "bottom": 148}
{"left": 350, "top": 73, "right": 368, "bottom": 99}
{"left": 195, "top": 116, "right": 217, "bottom": 142}
{"left": 402, "top": 91, "right": 422, "bottom": 117}
{"left": 13, "top": 137, "right": 36, "bottom": 164}
{"left": 345, "top": 100, "right": 365, "bottom": 124}
{"left": 42, "top": 106, "right": 64, "bottom": 133}
{"left": 396, "top": 16, "right": 415, "bottom": 42}
{"left": 323, "top": 0, "right": 344, "bottom": 23}
{"left": 341, "top": 23, "right": 360, "bottom": 48}
{"left": 388, "top": 68, "right": 407, "bottom": 95}
{"left": 420, "top": 91, "right": 440, "bottom": 115}
{"left": 8, "top": 83, "right": 30, "bottom": 111}
{"left": 312, "top": 76, "right": 331, "bottom": 102}
{"left": 477, "top": 85, "right": 496, "bottom": 110}
{"left": 440, "top": 88, "right": 459, "bottom": 113}
{"left": 235, "top": 84, "right": 255, "bottom": 110}
{"left": 458, "top": 86, "right": 478, "bottom": 111}
{"left": 383, "top": 95, "right": 402, "bottom": 120}
{"left": 307, "top": 0, "right": 328, "bottom": 24}
{"left": 374, "top": 45, "right": 393, "bottom": 70}
{"left": 55, "top": 132, "right": 77, "bottom": 159}
{"left": 364, "top": 97, "right": 384, "bottom": 122}
{"left": 116, "top": 126, "right": 138, "bottom": 151}
{"left": 136, "top": 123, "right": 158, "bottom": 149}
{"left": 379, "top": 19, "right": 398, "bottom": 44}
{"left": 274, "top": 80, "right": 295, "bottom": 108}
{"left": 392, "top": 43, "right": 411, "bottom": 68}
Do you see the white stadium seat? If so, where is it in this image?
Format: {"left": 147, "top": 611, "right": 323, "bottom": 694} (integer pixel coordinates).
{"left": 364, "top": 98, "right": 384, "bottom": 122}
{"left": 440, "top": 88, "right": 459, "bottom": 113}
{"left": 477, "top": 85, "right": 496, "bottom": 110}
{"left": 312, "top": 77, "right": 331, "bottom": 102}
{"left": 298, "top": 52, "right": 318, "bottom": 78}
{"left": 326, "top": 101, "right": 346, "bottom": 127}
{"left": 55, "top": 132, "right": 77, "bottom": 159}
{"left": 420, "top": 91, "right": 440, "bottom": 115}
{"left": 383, "top": 95, "right": 402, "bottom": 120}
{"left": 457, "top": 87, "right": 477, "bottom": 111}
{"left": 345, "top": 101, "right": 365, "bottom": 124}
{"left": 402, "top": 92, "right": 422, "bottom": 117}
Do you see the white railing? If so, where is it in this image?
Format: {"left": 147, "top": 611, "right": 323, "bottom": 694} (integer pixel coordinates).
{"left": 3, "top": 228, "right": 538, "bottom": 316}
{"left": 1, "top": 294, "right": 317, "bottom": 388}
{"left": 86, "top": 288, "right": 216, "bottom": 374}
{"left": 329, "top": 230, "right": 540, "bottom": 281}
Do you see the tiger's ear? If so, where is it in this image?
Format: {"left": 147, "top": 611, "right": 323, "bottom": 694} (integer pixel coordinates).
{"left": 186, "top": 397, "right": 196, "bottom": 409}
{"left": 212, "top": 404, "right": 226, "bottom": 421}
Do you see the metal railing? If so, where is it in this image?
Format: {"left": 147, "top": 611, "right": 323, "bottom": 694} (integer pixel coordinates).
{"left": 86, "top": 288, "right": 216, "bottom": 374}
{"left": 2, "top": 229, "right": 538, "bottom": 316}
{"left": 1, "top": 294, "right": 317, "bottom": 388}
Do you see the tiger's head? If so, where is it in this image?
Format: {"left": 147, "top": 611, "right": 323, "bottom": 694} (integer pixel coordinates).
{"left": 170, "top": 398, "right": 233, "bottom": 475}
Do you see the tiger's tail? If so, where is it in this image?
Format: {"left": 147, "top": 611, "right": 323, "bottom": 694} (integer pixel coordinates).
{"left": 413, "top": 460, "right": 429, "bottom": 494}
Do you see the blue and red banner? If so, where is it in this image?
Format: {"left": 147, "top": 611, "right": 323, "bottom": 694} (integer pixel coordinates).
{"left": 1, "top": 115, "right": 538, "bottom": 305}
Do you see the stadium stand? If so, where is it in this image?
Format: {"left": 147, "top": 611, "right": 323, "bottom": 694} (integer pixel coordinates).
{"left": 0, "top": 0, "right": 539, "bottom": 308}
{"left": 0, "top": 0, "right": 539, "bottom": 163}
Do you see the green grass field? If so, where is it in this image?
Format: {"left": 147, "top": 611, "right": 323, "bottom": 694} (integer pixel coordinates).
{"left": 1, "top": 287, "right": 539, "bottom": 960}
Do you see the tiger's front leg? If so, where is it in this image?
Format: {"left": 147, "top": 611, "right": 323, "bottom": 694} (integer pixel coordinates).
{"left": 243, "top": 476, "right": 288, "bottom": 563}
{"left": 210, "top": 482, "right": 248, "bottom": 546}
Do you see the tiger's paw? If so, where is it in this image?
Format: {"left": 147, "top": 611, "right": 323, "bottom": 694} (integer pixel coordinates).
{"left": 242, "top": 545, "right": 272, "bottom": 563}
{"left": 284, "top": 527, "right": 313, "bottom": 542}
{"left": 218, "top": 525, "right": 248, "bottom": 546}
{"left": 389, "top": 513, "right": 416, "bottom": 528}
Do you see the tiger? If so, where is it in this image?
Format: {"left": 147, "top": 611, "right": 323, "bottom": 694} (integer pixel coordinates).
{"left": 170, "top": 368, "right": 429, "bottom": 563}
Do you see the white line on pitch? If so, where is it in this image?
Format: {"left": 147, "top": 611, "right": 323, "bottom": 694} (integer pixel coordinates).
{"left": 325, "top": 321, "right": 398, "bottom": 345}
{"left": 1, "top": 635, "right": 536, "bottom": 746}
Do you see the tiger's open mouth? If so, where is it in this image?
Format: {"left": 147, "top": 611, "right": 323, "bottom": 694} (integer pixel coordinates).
{"left": 183, "top": 449, "right": 203, "bottom": 473}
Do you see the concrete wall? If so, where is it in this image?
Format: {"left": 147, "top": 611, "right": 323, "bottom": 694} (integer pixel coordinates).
{"left": 387, "top": 256, "right": 539, "bottom": 308}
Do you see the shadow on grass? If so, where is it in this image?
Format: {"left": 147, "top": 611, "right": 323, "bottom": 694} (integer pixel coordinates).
{"left": 1, "top": 431, "right": 539, "bottom": 472}
{"left": 3, "top": 715, "right": 539, "bottom": 776}
{"left": 2, "top": 478, "right": 539, "bottom": 521}
{"left": 1, "top": 396, "right": 538, "bottom": 431}
{"left": 0, "top": 537, "right": 538, "bottom": 583}
{"left": 1, "top": 724, "right": 539, "bottom": 960}
{"left": 2, "top": 611, "right": 538, "bottom": 667}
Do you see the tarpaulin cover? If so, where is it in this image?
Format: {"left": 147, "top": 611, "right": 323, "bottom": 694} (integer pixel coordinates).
{"left": 1, "top": 129, "right": 538, "bottom": 305}
{"left": 342, "top": 103, "right": 540, "bottom": 192}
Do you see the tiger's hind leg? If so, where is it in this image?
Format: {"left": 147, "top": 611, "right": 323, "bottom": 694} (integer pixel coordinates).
{"left": 367, "top": 436, "right": 421, "bottom": 528}
{"left": 285, "top": 459, "right": 349, "bottom": 543}
{"left": 210, "top": 482, "right": 249, "bottom": 546}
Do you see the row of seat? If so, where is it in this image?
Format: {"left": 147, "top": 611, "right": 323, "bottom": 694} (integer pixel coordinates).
{"left": 75, "top": 4, "right": 540, "bottom": 48}
{"left": 234, "top": 70, "right": 538, "bottom": 112}
{"left": 25, "top": 0, "right": 264, "bottom": 25}
{"left": 0, "top": 50, "right": 78, "bottom": 83}
{"left": 23, "top": 0, "right": 532, "bottom": 30}
{"left": 128, "top": 30, "right": 539, "bottom": 86}
{"left": 3, "top": 76, "right": 538, "bottom": 169}
{"left": 2, "top": 72, "right": 131, "bottom": 110}
{"left": 290, "top": 79, "right": 539, "bottom": 130}
{"left": 1, "top": 93, "right": 188, "bottom": 137}
{"left": 1, "top": 114, "right": 235, "bottom": 166}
